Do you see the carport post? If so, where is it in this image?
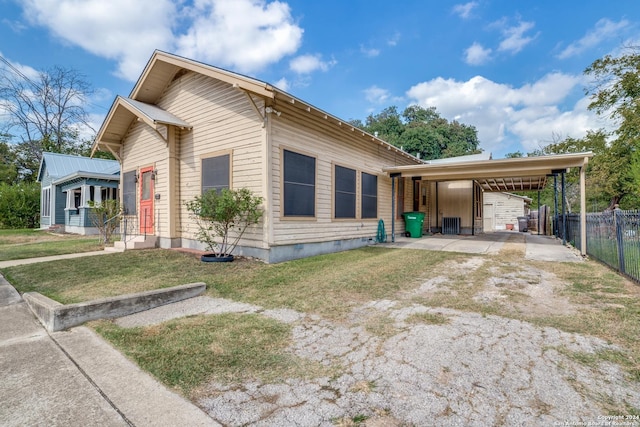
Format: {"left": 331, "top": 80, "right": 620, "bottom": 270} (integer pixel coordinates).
{"left": 561, "top": 172, "right": 566, "bottom": 245}
{"left": 580, "top": 163, "right": 587, "bottom": 256}
{"left": 537, "top": 191, "right": 540, "bottom": 235}
{"left": 391, "top": 173, "right": 401, "bottom": 242}
{"left": 553, "top": 174, "right": 558, "bottom": 237}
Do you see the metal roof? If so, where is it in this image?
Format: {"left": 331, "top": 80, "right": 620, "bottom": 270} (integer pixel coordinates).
{"left": 37, "top": 152, "right": 120, "bottom": 182}
{"left": 383, "top": 152, "right": 594, "bottom": 192}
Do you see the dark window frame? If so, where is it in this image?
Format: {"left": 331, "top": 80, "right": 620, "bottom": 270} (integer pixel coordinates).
{"left": 361, "top": 172, "right": 378, "bottom": 219}
{"left": 282, "top": 149, "right": 316, "bottom": 218}
{"left": 201, "top": 153, "right": 231, "bottom": 194}
{"left": 334, "top": 164, "right": 357, "bottom": 219}
{"left": 122, "top": 170, "right": 137, "bottom": 215}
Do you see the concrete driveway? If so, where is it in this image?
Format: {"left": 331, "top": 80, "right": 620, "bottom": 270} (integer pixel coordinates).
{"left": 384, "top": 231, "right": 584, "bottom": 262}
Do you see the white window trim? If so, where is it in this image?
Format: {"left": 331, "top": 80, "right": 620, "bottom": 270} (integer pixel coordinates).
{"left": 41, "top": 186, "right": 51, "bottom": 218}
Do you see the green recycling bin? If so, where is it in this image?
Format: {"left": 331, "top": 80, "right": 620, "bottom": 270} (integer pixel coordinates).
{"left": 402, "top": 212, "right": 425, "bottom": 238}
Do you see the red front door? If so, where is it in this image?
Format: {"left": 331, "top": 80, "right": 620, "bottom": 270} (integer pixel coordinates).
{"left": 139, "top": 166, "right": 154, "bottom": 235}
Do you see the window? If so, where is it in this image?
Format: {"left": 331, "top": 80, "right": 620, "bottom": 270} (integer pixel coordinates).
{"left": 73, "top": 190, "right": 81, "bottom": 209}
{"left": 334, "top": 165, "right": 356, "bottom": 218}
{"left": 361, "top": 172, "right": 378, "bottom": 219}
{"left": 41, "top": 187, "right": 51, "bottom": 217}
{"left": 283, "top": 149, "right": 315, "bottom": 217}
{"left": 123, "top": 170, "right": 137, "bottom": 215}
{"left": 202, "top": 154, "right": 230, "bottom": 194}
{"left": 101, "top": 187, "right": 117, "bottom": 201}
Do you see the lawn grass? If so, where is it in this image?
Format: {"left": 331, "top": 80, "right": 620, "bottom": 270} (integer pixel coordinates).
{"left": 522, "top": 259, "right": 640, "bottom": 384}
{"left": 0, "top": 228, "right": 104, "bottom": 261}
{"left": 5, "top": 240, "right": 640, "bottom": 402}
{"left": 2, "top": 246, "right": 462, "bottom": 315}
{"left": 92, "top": 313, "right": 329, "bottom": 396}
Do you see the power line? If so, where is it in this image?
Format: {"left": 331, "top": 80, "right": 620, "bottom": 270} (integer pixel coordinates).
{"left": 0, "top": 53, "right": 110, "bottom": 112}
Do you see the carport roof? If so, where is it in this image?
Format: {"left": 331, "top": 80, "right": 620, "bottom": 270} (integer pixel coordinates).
{"left": 383, "top": 151, "right": 594, "bottom": 192}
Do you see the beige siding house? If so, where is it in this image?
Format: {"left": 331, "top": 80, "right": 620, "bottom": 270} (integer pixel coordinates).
{"left": 93, "top": 51, "right": 420, "bottom": 263}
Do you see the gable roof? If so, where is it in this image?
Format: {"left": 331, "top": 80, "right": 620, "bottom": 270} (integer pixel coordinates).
{"left": 37, "top": 152, "right": 120, "bottom": 183}
{"left": 92, "top": 50, "right": 420, "bottom": 163}
{"left": 93, "top": 96, "right": 193, "bottom": 158}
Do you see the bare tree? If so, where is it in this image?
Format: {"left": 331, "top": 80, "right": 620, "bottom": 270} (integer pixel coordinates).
{"left": 0, "top": 65, "right": 94, "bottom": 158}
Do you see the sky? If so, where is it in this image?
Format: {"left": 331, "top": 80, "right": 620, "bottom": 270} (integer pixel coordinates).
{"left": 0, "top": 0, "right": 638, "bottom": 158}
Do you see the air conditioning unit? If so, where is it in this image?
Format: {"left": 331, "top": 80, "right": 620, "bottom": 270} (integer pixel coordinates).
{"left": 442, "top": 217, "right": 461, "bottom": 235}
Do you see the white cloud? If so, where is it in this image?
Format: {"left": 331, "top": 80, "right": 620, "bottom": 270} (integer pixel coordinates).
{"left": 464, "top": 42, "right": 492, "bottom": 65}
{"left": 497, "top": 20, "right": 537, "bottom": 54}
{"left": 20, "top": 0, "right": 304, "bottom": 81}
{"left": 21, "top": 0, "right": 176, "bottom": 81}
{"left": 273, "top": 77, "right": 289, "bottom": 92}
{"left": 176, "top": 0, "right": 303, "bottom": 74}
{"left": 557, "top": 18, "right": 629, "bottom": 59}
{"left": 361, "top": 46, "right": 381, "bottom": 58}
{"left": 387, "top": 32, "right": 401, "bottom": 47}
{"left": 452, "top": 2, "right": 478, "bottom": 19}
{"left": 364, "top": 86, "right": 391, "bottom": 104}
{"left": 289, "top": 54, "right": 336, "bottom": 74}
{"left": 406, "top": 73, "right": 601, "bottom": 155}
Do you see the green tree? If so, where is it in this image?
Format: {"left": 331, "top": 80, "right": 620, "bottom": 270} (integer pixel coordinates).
{"left": 0, "top": 140, "right": 18, "bottom": 184}
{"left": 584, "top": 46, "right": 640, "bottom": 208}
{"left": 358, "top": 105, "right": 480, "bottom": 160}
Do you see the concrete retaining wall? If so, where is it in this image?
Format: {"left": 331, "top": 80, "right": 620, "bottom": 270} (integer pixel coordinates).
{"left": 24, "top": 282, "right": 206, "bottom": 332}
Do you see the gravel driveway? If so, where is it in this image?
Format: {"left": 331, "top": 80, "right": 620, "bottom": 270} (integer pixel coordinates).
{"left": 117, "top": 248, "right": 640, "bottom": 426}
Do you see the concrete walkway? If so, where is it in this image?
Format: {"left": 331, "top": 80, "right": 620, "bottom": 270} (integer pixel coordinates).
{"left": 0, "top": 276, "right": 218, "bottom": 427}
{"left": 0, "top": 250, "right": 110, "bottom": 269}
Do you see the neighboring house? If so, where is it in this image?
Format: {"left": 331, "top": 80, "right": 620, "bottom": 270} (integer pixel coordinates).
{"left": 482, "top": 192, "right": 532, "bottom": 232}
{"left": 93, "top": 51, "right": 420, "bottom": 262}
{"left": 37, "top": 152, "right": 120, "bottom": 235}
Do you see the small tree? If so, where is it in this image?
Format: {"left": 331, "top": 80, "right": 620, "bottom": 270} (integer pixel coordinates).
{"left": 88, "top": 199, "right": 120, "bottom": 244}
{"left": 185, "top": 188, "right": 263, "bottom": 257}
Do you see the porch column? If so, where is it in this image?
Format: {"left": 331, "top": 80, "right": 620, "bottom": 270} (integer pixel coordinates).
{"left": 580, "top": 163, "right": 587, "bottom": 256}
{"left": 81, "top": 184, "right": 90, "bottom": 207}
{"left": 66, "top": 190, "right": 74, "bottom": 209}
{"left": 94, "top": 186, "right": 102, "bottom": 205}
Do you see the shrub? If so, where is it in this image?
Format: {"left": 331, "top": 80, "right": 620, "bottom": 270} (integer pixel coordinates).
{"left": 88, "top": 199, "right": 121, "bottom": 244}
{"left": 185, "top": 188, "right": 263, "bottom": 257}
{"left": 0, "top": 182, "right": 40, "bottom": 229}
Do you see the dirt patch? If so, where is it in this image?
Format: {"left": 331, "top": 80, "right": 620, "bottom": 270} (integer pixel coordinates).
{"left": 475, "top": 263, "right": 577, "bottom": 316}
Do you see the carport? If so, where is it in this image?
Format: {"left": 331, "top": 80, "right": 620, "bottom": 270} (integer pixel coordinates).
{"left": 383, "top": 152, "right": 594, "bottom": 255}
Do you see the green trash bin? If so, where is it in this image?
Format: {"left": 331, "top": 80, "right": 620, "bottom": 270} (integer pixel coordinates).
{"left": 402, "top": 212, "right": 425, "bottom": 238}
